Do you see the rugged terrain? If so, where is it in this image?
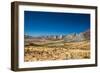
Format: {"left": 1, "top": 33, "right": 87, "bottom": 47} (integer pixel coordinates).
{"left": 24, "top": 30, "right": 90, "bottom": 62}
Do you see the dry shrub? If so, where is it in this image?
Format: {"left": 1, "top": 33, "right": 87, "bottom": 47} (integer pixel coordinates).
{"left": 24, "top": 41, "right": 90, "bottom": 62}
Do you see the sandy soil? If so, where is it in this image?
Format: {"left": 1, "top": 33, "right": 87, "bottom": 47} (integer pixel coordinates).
{"left": 24, "top": 41, "right": 90, "bottom": 62}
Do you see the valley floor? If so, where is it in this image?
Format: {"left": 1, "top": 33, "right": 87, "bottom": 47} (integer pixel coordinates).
{"left": 24, "top": 41, "right": 90, "bottom": 62}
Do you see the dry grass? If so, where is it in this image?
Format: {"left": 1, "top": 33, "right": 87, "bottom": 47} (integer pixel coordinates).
{"left": 24, "top": 41, "right": 90, "bottom": 62}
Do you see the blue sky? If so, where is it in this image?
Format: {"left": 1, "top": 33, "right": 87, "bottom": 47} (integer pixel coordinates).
{"left": 24, "top": 11, "right": 90, "bottom": 36}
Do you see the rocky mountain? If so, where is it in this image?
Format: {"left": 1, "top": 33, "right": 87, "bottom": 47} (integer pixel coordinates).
{"left": 82, "top": 29, "right": 90, "bottom": 40}
{"left": 63, "top": 33, "right": 83, "bottom": 42}
{"left": 63, "top": 29, "right": 90, "bottom": 42}
{"left": 24, "top": 35, "right": 33, "bottom": 39}
{"left": 24, "top": 29, "right": 90, "bottom": 43}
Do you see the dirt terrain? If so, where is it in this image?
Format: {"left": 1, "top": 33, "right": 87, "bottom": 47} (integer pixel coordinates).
{"left": 24, "top": 41, "right": 90, "bottom": 62}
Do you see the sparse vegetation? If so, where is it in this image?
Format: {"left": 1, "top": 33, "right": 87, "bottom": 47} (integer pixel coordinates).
{"left": 24, "top": 41, "right": 90, "bottom": 62}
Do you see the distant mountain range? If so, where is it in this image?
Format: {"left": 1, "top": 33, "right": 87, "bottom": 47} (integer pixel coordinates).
{"left": 24, "top": 29, "right": 90, "bottom": 43}
{"left": 63, "top": 29, "right": 90, "bottom": 42}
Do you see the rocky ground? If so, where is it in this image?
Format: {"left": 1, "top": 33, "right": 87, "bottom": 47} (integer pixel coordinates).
{"left": 24, "top": 41, "right": 90, "bottom": 62}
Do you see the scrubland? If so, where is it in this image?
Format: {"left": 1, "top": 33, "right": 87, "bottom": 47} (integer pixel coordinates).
{"left": 24, "top": 41, "right": 90, "bottom": 62}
